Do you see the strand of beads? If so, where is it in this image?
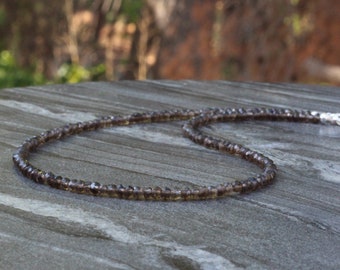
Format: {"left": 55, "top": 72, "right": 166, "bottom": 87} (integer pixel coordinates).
{"left": 13, "top": 107, "right": 330, "bottom": 201}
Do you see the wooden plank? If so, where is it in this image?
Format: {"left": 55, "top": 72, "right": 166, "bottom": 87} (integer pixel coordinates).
{"left": 1, "top": 81, "right": 339, "bottom": 269}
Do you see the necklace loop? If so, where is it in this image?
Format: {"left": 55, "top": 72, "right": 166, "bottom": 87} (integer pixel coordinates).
{"left": 13, "top": 107, "right": 337, "bottom": 201}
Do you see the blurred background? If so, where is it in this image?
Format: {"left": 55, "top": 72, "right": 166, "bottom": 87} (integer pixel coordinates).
{"left": 0, "top": 0, "right": 339, "bottom": 88}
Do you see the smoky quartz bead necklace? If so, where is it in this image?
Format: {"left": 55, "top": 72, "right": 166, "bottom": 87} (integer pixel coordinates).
{"left": 12, "top": 107, "right": 340, "bottom": 201}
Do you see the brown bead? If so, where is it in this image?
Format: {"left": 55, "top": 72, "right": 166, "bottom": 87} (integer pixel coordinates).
{"left": 232, "top": 181, "right": 243, "bottom": 193}
{"left": 60, "top": 177, "right": 71, "bottom": 189}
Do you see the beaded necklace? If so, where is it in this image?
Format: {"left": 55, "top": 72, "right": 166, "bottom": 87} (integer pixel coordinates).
{"left": 12, "top": 107, "right": 339, "bottom": 201}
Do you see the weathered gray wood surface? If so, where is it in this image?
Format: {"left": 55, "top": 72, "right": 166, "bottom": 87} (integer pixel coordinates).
{"left": 1, "top": 81, "right": 339, "bottom": 270}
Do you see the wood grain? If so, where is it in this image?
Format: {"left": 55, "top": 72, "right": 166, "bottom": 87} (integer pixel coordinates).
{"left": 1, "top": 81, "right": 339, "bottom": 269}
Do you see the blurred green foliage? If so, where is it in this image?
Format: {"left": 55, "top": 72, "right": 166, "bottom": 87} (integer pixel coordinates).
{"left": 0, "top": 50, "right": 46, "bottom": 88}
{"left": 121, "top": 0, "right": 144, "bottom": 23}
{"left": 56, "top": 63, "right": 105, "bottom": 84}
{"left": 0, "top": 50, "right": 106, "bottom": 88}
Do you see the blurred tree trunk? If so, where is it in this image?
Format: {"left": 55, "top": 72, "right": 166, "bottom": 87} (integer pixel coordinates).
{"left": 1, "top": 0, "right": 63, "bottom": 78}
{"left": 151, "top": 0, "right": 222, "bottom": 79}
{"left": 64, "top": 0, "right": 80, "bottom": 65}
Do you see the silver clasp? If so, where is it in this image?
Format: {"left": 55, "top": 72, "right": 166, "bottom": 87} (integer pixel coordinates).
{"left": 314, "top": 112, "right": 340, "bottom": 126}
